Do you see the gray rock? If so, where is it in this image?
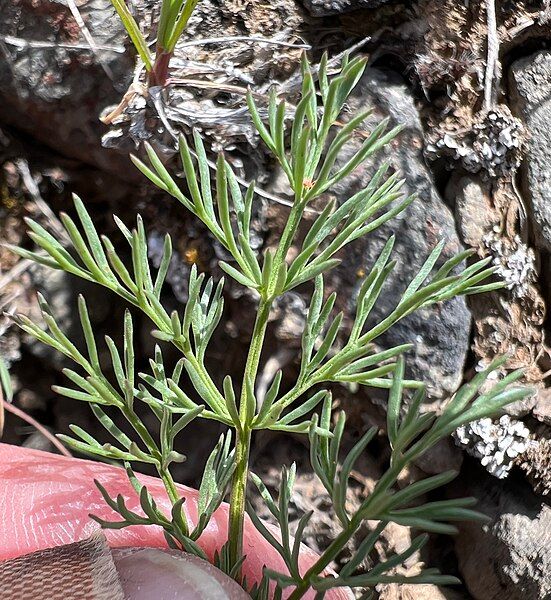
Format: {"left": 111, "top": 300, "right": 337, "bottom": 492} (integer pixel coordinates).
{"left": 301, "top": 0, "right": 390, "bottom": 17}
{"left": 455, "top": 470, "right": 551, "bottom": 600}
{"left": 448, "top": 176, "right": 539, "bottom": 305}
{"left": 448, "top": 176, "right": 498, "bottom": 248}
{"left": 533, "top": 389, "right": 551, "bottom": 425}
{"left": 22, "top": 430, "right": 56, "bottom": 454}
{"left": 0, "top": 0, "right": 132, "bottom": 174}
{"left": 328, "top": 68, "right": 471, "bottom": 403}
{"left": 413, "top": 439, "right": 463, "bottom": 475}
{"left": 510, "top": 51, "right": 551, "bottom": 252}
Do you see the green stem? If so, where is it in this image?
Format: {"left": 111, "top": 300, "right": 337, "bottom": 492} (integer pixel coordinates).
{"left": 287, "top": 455, "right": 410, "bottom": 599}
{"left": 121, "top": 405, "right": 192, "bottom": 535}
{"left": 160, "top": 467, "right": 180, "bottom": 504}
{"left": 268, "top": 199, "right": 306, "bottom": 298}
{"left": 160, "top": 467, "right": 191, "bottom": 535}
{"left": 287, "top": 514, "right": 362, "bottom": 600}
{"left": 227, "top": 299, "right": 271, "bottom": 569}
{"left": 227, "top": 426, "right": 252, "bottom": 567}
{"left": 228, "top": 198, "right": 305, "bottom": 572}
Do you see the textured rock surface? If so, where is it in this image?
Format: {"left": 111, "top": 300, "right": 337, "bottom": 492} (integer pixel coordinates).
{"left": 446, "top": 171, "right": 547, "bottom": 386}
{"left": 328, "top": 68, "right": 471, "bottom": 403}
{"left": 301, "top": 0, "right": 390, "bottom": 16}
{"left": 455, "top": 470, "right": 551, "bottom": 600}
{"left": 519, "top": 438, "right": 551, "bottom": 497}
{"left": 449, "top": 177, "right": 499, "bottom": 248}
{"left": 510, "top": 51, "right": 551, "bottom": 252}
{"left": 533, "top": 389, "right": 551, "bottom": 425}
{"left": 378, "top": 583, "right": 467, "bottom": 600}
{"left": 0, "top": 0, "right": 131, "bottom": 174}
{"left": 102, "top": 0, "right": 307, "bottom": 157}
{"left": 425, "top": 106, "right": 526, "bottom": 179}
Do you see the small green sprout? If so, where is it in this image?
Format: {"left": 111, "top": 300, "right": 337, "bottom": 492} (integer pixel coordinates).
{"left": 110, "top": 0, "right": 198, "bottom": 86}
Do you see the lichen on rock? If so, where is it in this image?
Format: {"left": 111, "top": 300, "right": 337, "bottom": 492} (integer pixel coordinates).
{"left": 425, "top": 106, "right": 526, "bottom": 179}
{"left": 455, "top": 414, "right": 532, "bottom": 479}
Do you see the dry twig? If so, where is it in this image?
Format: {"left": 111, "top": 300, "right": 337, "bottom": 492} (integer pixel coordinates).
{"left": 484, "top": 0, "right": 500, "bottom": 111}
{"left": 2, "top": 400, "right": 72, "bottom": 457}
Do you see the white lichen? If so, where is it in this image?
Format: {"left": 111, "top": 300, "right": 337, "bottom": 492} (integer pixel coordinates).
{"left": 426, "top": 106, "right": 526, "bottom": 179}
{"left": 455, "top": 414, "right": 532, "bottom": 479}
{"left": 483, "top": 232, "right": 537, "bottom": 298}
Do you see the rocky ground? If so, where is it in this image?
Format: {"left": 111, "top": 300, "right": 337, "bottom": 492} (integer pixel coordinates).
{"left": 1, "top": 0, "right": 551, "bottom": 598}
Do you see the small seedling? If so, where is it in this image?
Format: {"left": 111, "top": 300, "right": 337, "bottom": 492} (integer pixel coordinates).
{"left": 110, "top": 0, "right": 198, "bottom": 86}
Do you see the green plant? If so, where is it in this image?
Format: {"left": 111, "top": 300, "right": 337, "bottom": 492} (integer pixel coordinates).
{"left": 10, "top": 54, "right": 529, "bottom": 597}
{"left": 110, "top": 0, "right": 198, "bottom": 86}
{"left": 0, "top": 356, "right": 13, "bottom": 436}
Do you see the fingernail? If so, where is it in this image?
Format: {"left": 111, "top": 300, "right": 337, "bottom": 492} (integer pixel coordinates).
{"left": 112, "top": 547, "right": 250, "bottom": 600}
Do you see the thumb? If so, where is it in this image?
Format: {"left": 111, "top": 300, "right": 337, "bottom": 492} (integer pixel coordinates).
{"left": 0, "top": 532, "right": 250, "bottom": 600}
{"left": 113, "top": 547, "right": 250, "bottom": 599}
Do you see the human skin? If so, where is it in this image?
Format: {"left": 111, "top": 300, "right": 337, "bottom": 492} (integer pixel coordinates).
{"left": 0, "top": 444, "right": 351, "bottom": 599}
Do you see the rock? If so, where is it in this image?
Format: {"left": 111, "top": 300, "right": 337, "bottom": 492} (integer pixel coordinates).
{"left": 329, "top": 68, "right": 472, "bottom": 403}
{"left": 518, "top": 438, "right": 551, "bottom": 497}
{"left": 301, "top": 0, "right": 390, "bottom": 17}
{"left": 425, "top": 106, "right": 526, "bottom": 180}
{"left": 378, "top": 583, "right": 467, "bottom": 600}
{"left": 455, "top": 468, "right": 551, "bottom": 600}
{"left": 501, "top": 390, "right": 538, "bottom": 418}
{"left": 0, "top": 0, "right": 132, "bottom": 174}
{"left": 21, "top": 430, "right": 56, "bottom": 454}
{"left": 510, "top": 51, "right": 551, "bottom": 252}
{"left": 448, "top": 176, "right": 498, "bottom": 248}
{"left": 103, "top": 0, "right": 307, "bottom": 157}
{"left": 446, "top": 161, "right": 546, "bottom": 394}
{"left": 413, "top": 438, "right": 463, "bottom": 475}
{"left": 533, "top": 389, "right": 551, "bottom": 426}
{"left": 271, "top": 293, "right": 308, "bottom": 347}
{"left": 447, "top": 175, "right": 539, "bottom": 305}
